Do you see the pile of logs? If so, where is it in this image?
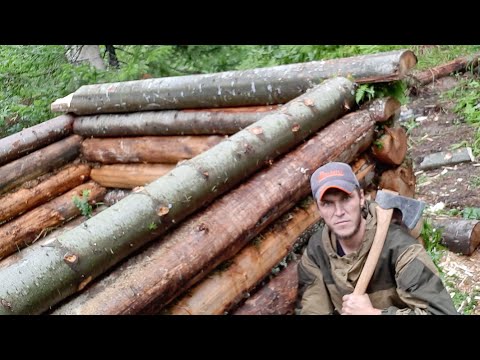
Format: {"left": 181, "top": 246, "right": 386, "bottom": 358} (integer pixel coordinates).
{"left": 0, "top": 48, "right": 472, "bottom": 315}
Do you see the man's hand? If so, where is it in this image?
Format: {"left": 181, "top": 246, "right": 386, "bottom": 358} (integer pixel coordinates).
{"left": 341, "top": 293, "right": 382, "bottom": 315}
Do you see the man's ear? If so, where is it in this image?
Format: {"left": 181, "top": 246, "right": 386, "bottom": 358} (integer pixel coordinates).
{"left": 359, "top": 188, "right": 365, "bottom": 207}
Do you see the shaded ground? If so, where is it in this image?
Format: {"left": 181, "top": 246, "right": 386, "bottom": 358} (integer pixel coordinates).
{"left": 403, "top": 74, "right": 480, "bottom": 314}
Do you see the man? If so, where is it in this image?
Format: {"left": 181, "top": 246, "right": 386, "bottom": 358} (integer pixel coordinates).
{"left": 296, "top": 162, "right": 457, "bottom": 315}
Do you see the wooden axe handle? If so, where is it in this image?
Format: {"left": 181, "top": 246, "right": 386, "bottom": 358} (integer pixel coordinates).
{"left": 353, "top": 205, "right": 393, "bottom": 295}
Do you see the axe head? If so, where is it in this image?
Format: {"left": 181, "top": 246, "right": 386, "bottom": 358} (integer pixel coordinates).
{"left": 375, "top": 190, "right": 425, "bottom": 230}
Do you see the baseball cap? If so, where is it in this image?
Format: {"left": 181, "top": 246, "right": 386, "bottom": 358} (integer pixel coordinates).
{"left": 310, "top": 162, "right": 359, "bottom": 202}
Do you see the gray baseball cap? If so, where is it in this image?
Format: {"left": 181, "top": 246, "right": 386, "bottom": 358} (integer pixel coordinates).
{"left": 310, "top": 162, "right": 359, "bottom": 201}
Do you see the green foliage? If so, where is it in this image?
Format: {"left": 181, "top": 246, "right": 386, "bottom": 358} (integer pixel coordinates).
{"left": 444, "top": 277, "right": 479, "bottom": 314}
{"left": 462, "top": 207, "right": 480, "bottom": 220}
{"left": 148, "top": 222, "right": 158, "bottom": 231}
{"left": 421, "top": 218, "right": 446, "bottom": 271}
{"left": 470, "top": 176, "right": 480, "bottom": 187}
{"left": 72, "top": 189, "right": 93, "bottom": 218}
{"left": 355, "top": 81, "right": 408, "bottom": 106}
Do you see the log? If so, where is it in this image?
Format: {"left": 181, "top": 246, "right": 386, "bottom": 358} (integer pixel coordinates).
{"left": 168, "top": 154, "right": 377, "bottom": 315}
{"left": 0, "top": 77, "right": 355, "bottom": 315}
{"left": 371, "top": 126, "right": 407, "bottom": 165}
{"left": 0, "top": 181, "right": 106, "bottom": 261}
{"left": 168, "top": 201, "right": 319, "bottom": 315}
{"left": 73, "top": 106, "right": 279, "bottom": 137}
{"left": 0, "top": 115, "right": 74, "bottom": 166}
{"left": 431, "top": 217, "right": 480, "bottom": 255}
{"left": 81, "top": 136, "right": 225, "bottom": 164}
{"left": 51, "top": 50, "right": 416, "bottom": 115}
{"left": 379, "top": 159, "right": 416, "bottom": 198}
{"left": 91, "top": 164, "right": 175, "bottom": 188}
{"left": 51, "top": 96, "right": 393, "bottom": 316}
{"left": 359, "top": 96, "right": 401, "bottom": 123}
{"left": 0, "top": 205, "right": 108, "bottom": 271}
{"left": 410, "top": 53, "right": 480, "bottom": 86}
{"left": 103, "top": 189, "right": 131, "bottom": 206}
{"left": 0, "top": 164, "right": 91, "bottom": 224}
{"left": 418, "top": 147, "right": 474, "bottom": 171}
{"left": 232, "top": 259, "right": 299, "bottom": 315}
{"left": 0, "top": 135, "right": 83, "bottom": 196}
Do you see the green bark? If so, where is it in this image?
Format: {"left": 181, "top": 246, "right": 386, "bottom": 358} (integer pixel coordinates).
{"left": 52, "top": 50, "right": 416, "bottom": 115}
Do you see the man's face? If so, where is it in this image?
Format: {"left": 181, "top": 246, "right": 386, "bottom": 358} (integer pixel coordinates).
{"left": 316, "top": 188, "right": 364, "bottom": 240}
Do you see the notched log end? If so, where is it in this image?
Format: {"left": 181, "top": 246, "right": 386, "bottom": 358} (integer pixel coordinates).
{"left": 51, "top": 93, "right": 74, "bottom": 112}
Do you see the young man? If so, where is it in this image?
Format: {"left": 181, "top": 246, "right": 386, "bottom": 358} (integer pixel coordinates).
{"left": 296, "top": 162, "right": 457, "bottom": 315}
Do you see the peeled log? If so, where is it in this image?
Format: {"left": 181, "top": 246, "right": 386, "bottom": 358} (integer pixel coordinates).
{"left": 81, "top": 136, "right": 225, "bottom": 164}
{"left": 432, "top": 217, "right": 480, "bottom": 255}
{"left": 51, "top": 50, "right": 416, "bottom": 115}
{"left": 232, "top": 259, "right": 299, "bottom": 315}
{"left": 169, "top": 201, "right": 319, "bottom": 315}
{"left": 0, "top": 181, "right": 105, "bottom": 261}
{"left": 0, "top": 135, "right": 83, "bottom": 196}
{"left": 91, "top": 164, "right": 175, "bottom": 188}
{"left": 0, "top": 115, "right": 74, "bottom": 166}
{"left": 73, "top": 106, "right": 278, "bottom": 137}
{"left": 418, "top": 147, "right": 474, "bottom": 171}
{"left": 0, "top": 164, "right": 91, "bottom": 224}
{"left": 0, "top": 78, "right": 355, "bottom": 315}
{"left": 52, "top": 96, "right": 391, "bottom": 316}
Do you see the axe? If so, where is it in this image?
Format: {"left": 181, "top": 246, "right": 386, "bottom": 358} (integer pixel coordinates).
{"left": 353, "top": 189, "right": 425, "bottom": 295}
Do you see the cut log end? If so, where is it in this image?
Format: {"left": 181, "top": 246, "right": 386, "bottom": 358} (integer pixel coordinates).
{"left": 372, "top": 126, "right": 407, "bottom": 165}
{"left": 399, "top": 51, "right": 418, "bottom": 75}
{"left": 471, "top": 222, "right": 480, "bottom": 254}
{"left": 51, "top": 93, "right": 74, "bottom": 112}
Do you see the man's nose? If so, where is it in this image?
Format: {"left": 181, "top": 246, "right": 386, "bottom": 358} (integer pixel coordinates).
{"left": 333, "top": 202, "right": 345, "bottom": 216}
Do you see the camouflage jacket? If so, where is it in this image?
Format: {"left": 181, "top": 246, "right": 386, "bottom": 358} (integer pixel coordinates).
{"left": 296, "top": 202, "right": 458, "bottom": 315}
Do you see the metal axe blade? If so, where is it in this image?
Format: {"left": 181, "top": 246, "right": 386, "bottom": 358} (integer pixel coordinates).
{"left": 375, "top": 190, "right": 425, "bottom": 230}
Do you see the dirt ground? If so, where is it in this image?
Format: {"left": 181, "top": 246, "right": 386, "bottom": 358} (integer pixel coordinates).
{"left": 402, "top": 74, "right": 480, "bottom": 314}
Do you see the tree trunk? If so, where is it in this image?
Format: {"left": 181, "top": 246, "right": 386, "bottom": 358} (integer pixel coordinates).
{"left": 0, "top": 181, "right": 105, "bottom": 261}
{"left": 0, "top": 164, "right": 91, "bottom": 224}
{"left": 65, "top": 46, "right": 106, "bottom": 70}
{"left": 0, "top": 135, "right": 83, "bottom": 196}
{"left": 51, "top": 50, "right": 416, "bottom": 115}
{"left": 410, "top": 53, "right": 480, "bottom": 86}
{"left": 432, "top": 217, "right": 480, "bottom": 255}
{"left": 0, "top": 115, "right": 74, "bottom": 166}
{"left": 168, "top": 200, "right": 319, "bottom": 315}
{"left": 91, "top": 164, "right": 175, "bottom": 188}
{"left": 81, "top": 136, "right": 225, "bottom": 164}
{"left": 0, "top": 78, "right": 355, "bottom": 315}
{"left": 418, "top": 147, "right": 474, "bottom": 170}
{"left": 104, "top": 45, "right": 119, "bottom": 69}
{"left": 73, "top": 106, "right": 279, "bottom": 137}
{"left": 51, "top": 96, "right": 391, "bottom": 316}
{"left": 232, "top": 259, "right": 299, "bottom": 315}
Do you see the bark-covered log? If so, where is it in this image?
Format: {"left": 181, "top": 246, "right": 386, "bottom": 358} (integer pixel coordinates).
{"left": 0, "top": 115, "right": 74, "bottom": 166}
{"left": 0, "top": 181, "right": 105, "bottom": 261}
{"left": 51, "top": 96, "right": 391, "bottom": 316}
{"left": 232, "top": 259, "right": 299, "bottom": 315}
{"left": 168, "top": 200, "right": 319, "bottom": 315}
{"left": 359, "top": 97, "right": 401, "bottom": 123}
{"left": 432, "top": 217, "right": 480, "bottom": 255}
{"left": 73, "top": 106, "right": 278, "bottom": 137}
{"left": 0, "top": 135, "right": 83, "bottom": 196}
{"left": 410, "top": 53, "right": 480, "bottom": 86}
{"left": 0, "top": 78, "right": 355, "bottom": 315}
{"left": 371, "top": 126, "right": 407, "bottom": 165}
{"left": 51, "top": 50, "right": 416, "bottom": 115}
{"left": 0, "top": 164, "right": 90, "bottom": 224}
{"left": 0, "top": 205, "right": 108, "bottom": 271}
{"left": 91, "top": 164, "right": 175, "bottom": 188}
{"left": 418, "top": 147, "right": 474, "bottom": 171}
{"left": 81, "top": 136, "right": 225, "bottom": 164}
